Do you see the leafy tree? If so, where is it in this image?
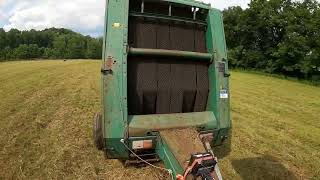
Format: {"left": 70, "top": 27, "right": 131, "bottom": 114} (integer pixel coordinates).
{"left": 223, "top": 0, "right": 320, "bottom": 81}
{"left": 65, "top": 35, "right": 85, "bottom": 59}
{"left": 28, "top": 44, "right": 42, "bottom": 58}
{"left": 0, "top": 28, "right": 102, "bottom": 61}
{"left": 0, "top": 28, "right": 6, "bottom": 50}
{"left": 6, "top": 29, "right": 21, "bottom": 48}
{"left": 13, "top": 44, "right": 29, "bottom": 59}
{"left": 52, "top": 35, "right": 67, "bottom": 58}
{"left": 86, "top": 37, "right": 102, "bottom": 59}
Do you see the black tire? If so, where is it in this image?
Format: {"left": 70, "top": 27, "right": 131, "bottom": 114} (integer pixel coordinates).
{"left": 93, "top": 113, "right": 104, "bottom": 150}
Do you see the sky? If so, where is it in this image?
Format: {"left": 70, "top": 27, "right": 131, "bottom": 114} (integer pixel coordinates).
{"left": 0, "top": 0, "right": 250, "bottom": 37}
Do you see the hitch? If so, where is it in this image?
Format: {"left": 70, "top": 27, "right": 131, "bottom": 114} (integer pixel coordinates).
{"left": 177, "top": 152, "right": 219, "bottom": 180}
{"left": 176, "top": 132, "right": 223, "bottom": 180}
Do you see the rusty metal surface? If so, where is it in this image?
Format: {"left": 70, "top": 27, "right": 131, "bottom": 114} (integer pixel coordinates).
{"left": 105, "top": 56, "right": 115, "bottom": 70}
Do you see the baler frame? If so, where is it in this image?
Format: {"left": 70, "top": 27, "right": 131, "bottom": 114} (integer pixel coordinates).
{"left": 96, "top": 0, "right": 231, "bottom": 179}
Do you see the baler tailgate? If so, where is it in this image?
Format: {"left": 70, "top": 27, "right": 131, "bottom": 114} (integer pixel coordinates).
{"left": 97, "top": 0, "right": 230, "bottom": 179}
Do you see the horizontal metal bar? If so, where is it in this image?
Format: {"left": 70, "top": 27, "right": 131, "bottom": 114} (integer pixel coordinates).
{"left": 129, "top": 48, "right": 212, "bottom": 60}
{"left": 125, "top": 158, "right": 160, "bottom": 165}
{"left": 128, "top": 111, "right": 217, "bottom": 136}
{"left": 129, "top": 12, "right": 207, "bottom": 25}
{"left": 143, "top": 0, "right": 211, "bottom": 9}
{"left": 129, "top": 153, "right": 158, "bottom": 158}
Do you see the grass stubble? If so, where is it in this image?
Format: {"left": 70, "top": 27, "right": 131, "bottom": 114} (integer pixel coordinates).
{"left": 0, "top": 60, "right": 319, "bottom": 179}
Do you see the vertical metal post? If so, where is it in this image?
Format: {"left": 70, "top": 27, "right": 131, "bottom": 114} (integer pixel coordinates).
{"left": 141, "top": 0, "right": 144, "bottom": 13}
{"left": 102, "top": 0, "right": 129, "bottom": 158}
{"left": 169, "top": 4, "right": 172, "bottom": 16}
{"left": 206, "top": 9, "right": 231, "bottom": 145}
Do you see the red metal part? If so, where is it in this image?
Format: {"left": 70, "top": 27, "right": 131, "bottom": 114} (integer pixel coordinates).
{"left": 176, "top": 152, "right": 218, "bottom": 180}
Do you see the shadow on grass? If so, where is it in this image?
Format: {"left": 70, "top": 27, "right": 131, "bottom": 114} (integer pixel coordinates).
{"left": 213, "top": 128, "right": 232, "bottom": 159}
{"left": 231, "top": 155, "right": 297, "bottom": 180}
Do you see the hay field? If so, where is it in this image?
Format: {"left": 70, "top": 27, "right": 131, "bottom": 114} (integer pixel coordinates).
{"left": 0, "top": 60, "right": 319, "bottom": 179}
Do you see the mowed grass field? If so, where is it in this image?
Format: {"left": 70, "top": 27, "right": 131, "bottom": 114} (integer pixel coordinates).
{"left": 0, "top": 60, "right": 319, "bottom": 179}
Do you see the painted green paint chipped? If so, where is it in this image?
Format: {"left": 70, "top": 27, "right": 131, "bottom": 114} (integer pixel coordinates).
{"left": 156, "top": 138, "right": 184, "bottom": 179}
{"left": 128, "top": 111, "right": 217, "bottom": 136}
{"left": 101, "top": 0, "right": 230, "bottom": 162}
{"left": 102, "top": 0, "right": 129, "bottom": 158}
{"left": 206, "top": 9, "right": 231, "bottom": 134}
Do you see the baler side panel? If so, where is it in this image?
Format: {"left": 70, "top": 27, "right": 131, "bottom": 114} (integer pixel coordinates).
{"left": 206, "top": 9, "right": 231, "bottom": 144}
{"left": 102, "top": 0, "right": 129, "bottom": 158}
{"left": 101, "top": 0, "right": 108, "bottom": 142}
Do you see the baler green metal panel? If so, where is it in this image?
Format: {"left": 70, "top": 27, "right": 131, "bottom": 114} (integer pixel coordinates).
{"left": 101, "top": 0, "right": 129, "bottom": 158}
{"left": 128, "top": 111, "right": 217, "bottom": 136}
{"left": 100, "top": 0, "right": 231, "bottom": 160}
{"left": 206, "top": 9, "right": 231, "bottom": 145}
{"left": 156, "top": 139, "right": 184, "bottom": 178}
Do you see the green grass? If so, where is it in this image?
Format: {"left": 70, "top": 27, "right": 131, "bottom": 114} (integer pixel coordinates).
{"left": 0, "top": 60, "right": 319, "bottom": 179}
{"left": 232, "top": 68, "right": 320, "bottom": 86}
{"left": 219, "top": 71, "right": 320, "bottom": 179}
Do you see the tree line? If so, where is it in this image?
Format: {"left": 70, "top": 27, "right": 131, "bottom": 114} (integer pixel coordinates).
{"left": 1, "top": 0, "right": 319, "bottom": 81}
{"left": 0, "top": 28, "right": 102, "bottom": 61}
{"left": 223, "top": 0, "right": 320, "bottom": 81}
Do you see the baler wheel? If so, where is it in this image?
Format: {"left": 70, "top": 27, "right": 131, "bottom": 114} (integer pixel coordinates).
{"left": 93, "top": 113, "right": 104, "bottom": 150}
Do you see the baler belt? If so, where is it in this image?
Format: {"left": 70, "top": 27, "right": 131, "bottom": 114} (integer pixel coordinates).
{"left": 156, "top": 60, "right": 171, "bottom": 114}
{"left": 128, "top": 59, "right": 209, "bottom": 115}
{"left": 128, "top": 18, "right": 209, "bottom": 115}
{"left": 134, "top": 20, "right": 157, "bottom": 48}
{"left": 156, "top": 22, "right": 170, "bottom": 49}
{"left": 170, "top": 62, "right": 197, "bottom": 113}
{"left": 129, "top": 18, "right": 207, "bottom": 52}
{"left": 170, "top": 24, "right": 195, "bottom": 51}
{"left": 194, "top": 63, "right": 209, "bottom": 112}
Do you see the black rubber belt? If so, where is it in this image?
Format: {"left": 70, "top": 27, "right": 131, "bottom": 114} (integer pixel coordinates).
{"left": 127, "top": 19, "right": 209, "bottom": 115}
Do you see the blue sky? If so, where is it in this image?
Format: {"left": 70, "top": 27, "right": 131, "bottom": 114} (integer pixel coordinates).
{"left": 0, "top": 0, "right": 249, "bottom": 37}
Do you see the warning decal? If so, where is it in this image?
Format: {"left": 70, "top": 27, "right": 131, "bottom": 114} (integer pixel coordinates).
{"left": 220, "top": 89, "right": 228, "bottom": 99}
